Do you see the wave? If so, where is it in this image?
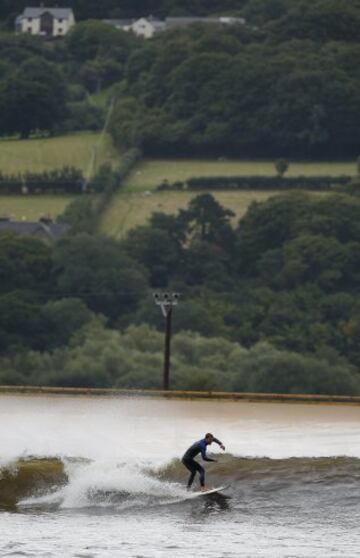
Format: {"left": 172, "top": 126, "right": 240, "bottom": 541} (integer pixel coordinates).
{"left": 2, "top": 455, "right": 360, "bottom": 510}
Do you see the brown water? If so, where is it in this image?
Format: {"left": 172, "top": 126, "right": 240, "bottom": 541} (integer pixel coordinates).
{"left": 1, "top": 395, "right": 360, "bottom": 557}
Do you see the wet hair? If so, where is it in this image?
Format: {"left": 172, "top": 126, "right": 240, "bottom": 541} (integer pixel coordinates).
{"left": 205, "top": 433, "right": 214, "bottom": 440}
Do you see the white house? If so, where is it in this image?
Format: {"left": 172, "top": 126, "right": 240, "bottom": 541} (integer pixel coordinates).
{"left": 103, "top": 16, "right": 166, "bottom": 38}
{"left": 131, "top": 17, "right": 166, "bottom": 38}
{"left": 15, "top": 7, "right": 75, "bottom": 38}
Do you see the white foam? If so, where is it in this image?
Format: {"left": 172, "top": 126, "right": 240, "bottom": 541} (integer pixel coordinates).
{"left": 19, "top": 458, "right": 186, "bottom": 509}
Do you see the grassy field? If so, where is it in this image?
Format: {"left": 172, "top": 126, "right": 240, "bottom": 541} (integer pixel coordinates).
{"left": 100, "top": 190, "right": 286, "bottom": 238}
{"left": 100, "top": 157, "right": 352, "bottom": 238}
{"left": 0, "top": 132, "right": 120, "bottom": 220}
{"left": 124, "top": 159, "right": 357, "bottom": 192}
{"left": 0, "top": 132, "right": 120, "bottom": 176}
{"left": 0, "top": 195, "right": 73, "bottom": 221}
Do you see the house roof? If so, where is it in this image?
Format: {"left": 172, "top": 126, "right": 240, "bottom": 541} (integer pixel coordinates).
{"left": 23, "top": 7, "right": 74, "bottom": 19}
{"left": 165, "top": 17, "right": 219, "bottom": 27}
{"left": 0, "top": 218, "right": 69, "bottom": 241}
{"left": 102, "top": 18, "right": 134, "bottom": 27}
{"left": 149, "top": 20, "right": 166, "bottom": 30}
{"left": 165, "top": 16, "right": 245, "bottom": 27}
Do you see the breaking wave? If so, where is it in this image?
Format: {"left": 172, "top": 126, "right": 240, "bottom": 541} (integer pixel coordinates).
{"left": 2, "top": 455, "right": 360, "bottom": 510}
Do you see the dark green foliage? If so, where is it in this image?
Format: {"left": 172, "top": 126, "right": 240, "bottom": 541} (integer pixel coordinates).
{"left": 0, "top": 167, "right": 84, "bottom": 194}
{"left": 0, "top": 1, "right": 359, "bottom": 154}
{"left": 2, "top": 190, "right": 360, "bottom": 393}
{"left": 60, "top": 101, "right": 104, "bottom": 133}
{"left": 38, "top": 298, "right": 94, "bottom": 350}
{"left": 52, "top": 233, "right": 149, "bottom": 322}
{"left": 157, "top": 175, "right": 352, "bottom": 191}
{"left": 1, "top": 323, "right": 359, "bottom": 395}
{"left": 107, "top": 6, "right": 360, "bottom": 158}
{"left": 275, "top": 159, "right": 289, "bottom": 178}
{"left": 65, "top": 20, "right": 138, "bottom": 63}
{"left": 0, "top": 56, "right": 67, "bottom": 138}
{"left": 0, "top": 233, "right": 52, "bottom": 295}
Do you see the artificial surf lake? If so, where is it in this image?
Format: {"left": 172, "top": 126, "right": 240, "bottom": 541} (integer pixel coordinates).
{"left": 1, "top": 394, "right": 360, "bottom": 557}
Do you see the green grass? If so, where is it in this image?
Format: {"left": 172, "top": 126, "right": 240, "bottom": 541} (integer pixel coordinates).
{"left": 0, "top": 132, "right": 120, "bottom": 176}
{"left": 0, "top": 132, "right": 120, "bottom": 220}
{"left": 0, "top": 195, "right": 73, "bottom": 221}
{"left": 100, "top": 157, "right": 352, "bottom": 238}
{"left": 100, "top": 190, "right": 283, "bottom": 238}
{"left": 124, "top": 159, "right": 357, "bottom": 192}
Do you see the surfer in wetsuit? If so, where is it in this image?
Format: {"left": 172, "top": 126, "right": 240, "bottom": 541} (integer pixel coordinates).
{"left": 182, "top": 433, "right": 225, "bottom": 491}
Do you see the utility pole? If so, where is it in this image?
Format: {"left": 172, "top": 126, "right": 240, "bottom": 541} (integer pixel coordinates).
{"left": 153, "top": 292, "right": 180, "bottom": 390}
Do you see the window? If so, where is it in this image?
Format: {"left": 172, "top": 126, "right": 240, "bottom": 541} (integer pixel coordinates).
{"left": 58, "top": 18, "right": 63, "bottom": 22}
{"left": 58, "top": 28, "right": 63, "bottom": 34}
{"left": 28, "top": 17, "right": 32, "bottom": 22}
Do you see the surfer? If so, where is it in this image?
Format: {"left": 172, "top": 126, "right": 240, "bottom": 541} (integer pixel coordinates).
{"left": 182, "top": 433, "right": 225, "bottom": 491}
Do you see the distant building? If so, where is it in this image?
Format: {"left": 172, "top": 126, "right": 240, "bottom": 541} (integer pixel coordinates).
{"left": 165, "top": 16, "right": 246, "bottom": 29}
{"left": 103, "top": 15, "right": 245, "bottom": 39}
{"left": 0, "top": 216, "right": 69, "bottom": 243}
{"left": 15, "top": 7, "right": 75, "bottom": 38}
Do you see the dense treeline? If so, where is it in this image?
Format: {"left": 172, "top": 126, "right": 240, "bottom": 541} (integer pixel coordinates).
{"left": 0, "top": 1, "right": 360, "bottom": 157}
{"left": 1, "top": 190, "right": 360, "bottom": 393}
{"left": 1, "top": 322, "right": 359, "bottom": 394}
{"left": 0, "top": 25, "right": 138, "bottom": 138}
{"left": 110, "top": 18, "right": 360, "bottom": 157}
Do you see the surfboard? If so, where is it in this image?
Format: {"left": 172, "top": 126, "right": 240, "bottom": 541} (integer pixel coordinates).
{"left": 185, "top": 485, "right": 230, "bottom": 499}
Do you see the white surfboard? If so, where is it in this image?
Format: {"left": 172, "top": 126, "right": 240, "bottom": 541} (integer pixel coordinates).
{"left": 189, "top": 485, "right": 230, "bottom": 498}
{"left": 160, "top": 485, "right": 230, "bottom": 506}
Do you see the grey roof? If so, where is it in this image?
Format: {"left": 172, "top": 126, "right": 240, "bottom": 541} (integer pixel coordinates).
{"left": 165, "top": 16, "right": 245, "bottom": 28}
{"left": 23, "top": 7, "right": 73, "bottom": 19}
{"left": 149, "top": 20, "right": 166, "bottom": 30}
{"left": 0, "top": 219, "right": 69, "bottom": 241}
{"left": 102, "top": 18, "right": 134, "bottom": 27}
{"left": 165, "top": 17, "right": 219, "bottom": 27}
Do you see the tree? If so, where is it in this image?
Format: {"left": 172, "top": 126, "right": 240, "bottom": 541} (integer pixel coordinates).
{"left": 66, "top": 20, "right": 137, "bottom": 62}
{"left": 275, "top": 158, "right": 289, "bottom": 177}
{"left": 0, "top": 233, "right": 52, "bottom": 295}
{"left": 0, "top": 291, "right": 43, "bottom": 354}
{"left": 39, "top": 298, "right": 94, "bottom": 350}
{"left": 52, "top": 233, "right": 149, "bottom": 322}
{"left": 179, "top": 193, "right": 235, "bottom": 246}
{"left": 0, "top": 57, "right": 66, "bottom": 138}
{"left": 122, "top": 226, "right": 183, "bottom": 287}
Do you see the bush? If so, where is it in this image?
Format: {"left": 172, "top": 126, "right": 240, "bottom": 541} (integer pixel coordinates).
{"left": 157, "top": 175, "right": 353, "bottom": 192}
{"left": 1, "top": 323, "right": 358, "bottom": 395}
{"left": 59, "top": 101, "right": 104, "bottom": 133}
{"left": 0, "top": 167, "right": 84, "bottom": 194}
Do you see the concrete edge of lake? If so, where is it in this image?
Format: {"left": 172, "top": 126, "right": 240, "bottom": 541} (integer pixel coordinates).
{"left": 1, "top": 385, "right": 360, "bottom": 405}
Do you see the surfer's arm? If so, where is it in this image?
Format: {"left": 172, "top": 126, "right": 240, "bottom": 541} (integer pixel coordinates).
{"left": 200, "top": 446, "right": 216, "bottom": 462}
{"left": 202, "top": 454, "right": 216, "bottom": 462}
{"left": 213, "top": 437, "right": 226, "bottom": 451}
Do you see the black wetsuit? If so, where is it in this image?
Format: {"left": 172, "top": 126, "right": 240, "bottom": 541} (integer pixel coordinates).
{"left": 182, "top": 437, "right": 222, "bottom": 488}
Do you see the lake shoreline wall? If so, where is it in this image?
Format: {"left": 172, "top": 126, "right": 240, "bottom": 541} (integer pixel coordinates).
{"left": 1, "top": 385, "right": 360, "bottom": 405}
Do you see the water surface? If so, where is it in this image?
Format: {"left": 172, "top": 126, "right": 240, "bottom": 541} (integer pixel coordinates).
{"left": 1, "top": 395, "right": 360, "bottom": 557}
